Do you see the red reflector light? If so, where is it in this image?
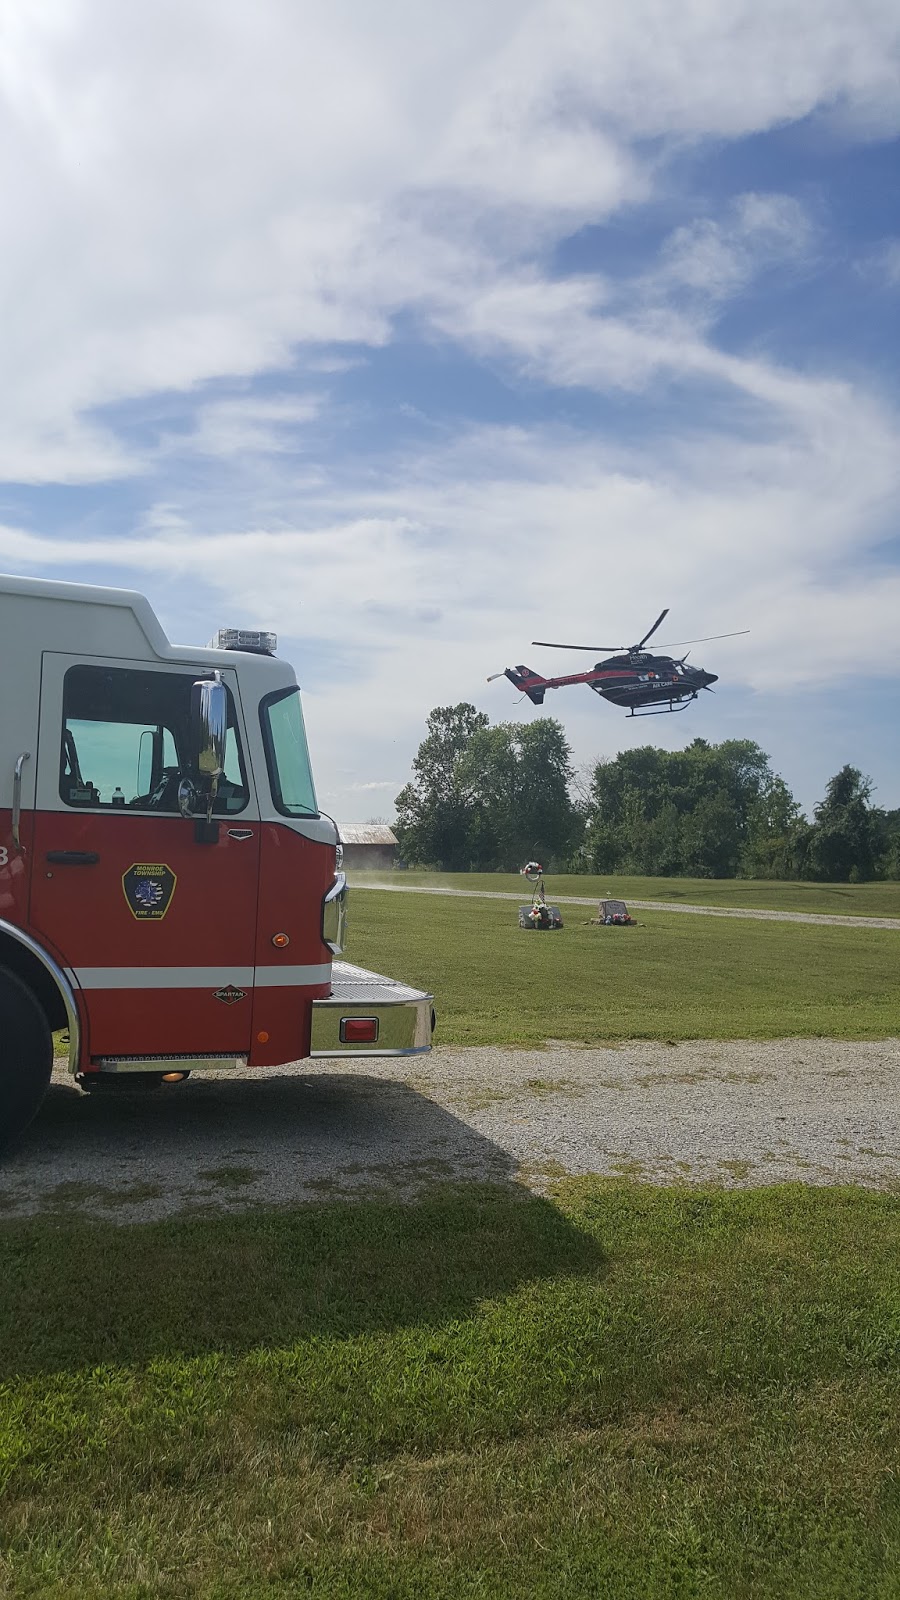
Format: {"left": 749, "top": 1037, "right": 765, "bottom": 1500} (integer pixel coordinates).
{"left": 340, "top": 1016, "right": 379, "bottom": 1044}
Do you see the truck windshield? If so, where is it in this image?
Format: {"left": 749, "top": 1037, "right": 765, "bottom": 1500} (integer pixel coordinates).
{"left": 260, "top": 687, "right": 318, "bottom": 817}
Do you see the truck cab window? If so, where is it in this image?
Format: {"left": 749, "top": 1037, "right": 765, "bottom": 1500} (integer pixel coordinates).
{"left": 260, "top": 686, "right": 318, "bottom": 817}
{"left": 60, "top": 665, "right": 249, "bottom": 814}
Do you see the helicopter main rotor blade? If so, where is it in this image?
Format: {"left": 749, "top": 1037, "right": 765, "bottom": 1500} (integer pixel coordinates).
{"left": 634, "top": 608, "right": 669, "bottom": 651}
{"left": 531, "top": 623, "right": 750, "bottom": 654}
{"left": 654, "top": 629, "right": 750, "bottom": 648}
{"left": 532, "top": 640, "right": 625, "bottom": 652}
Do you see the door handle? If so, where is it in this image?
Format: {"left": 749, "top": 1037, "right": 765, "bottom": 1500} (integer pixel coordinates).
{"left": 46, "top": 851, "right": 100, "bottom": 866}
{"left": 12, "top": 752, "right": 30, "bottom": 852}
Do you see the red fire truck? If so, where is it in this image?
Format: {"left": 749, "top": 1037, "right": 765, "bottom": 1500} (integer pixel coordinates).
{"left": 0, "top": 573, "right": 434, "bottom": 1149}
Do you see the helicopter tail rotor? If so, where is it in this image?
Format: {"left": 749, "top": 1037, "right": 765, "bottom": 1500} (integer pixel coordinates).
{"left": 488, "top": 666, "right": 548, "bottom": 705}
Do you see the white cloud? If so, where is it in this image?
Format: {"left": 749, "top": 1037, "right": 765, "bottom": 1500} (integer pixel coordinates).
{"left": 2, "top": 1, "right": 899, "bottom": 815}
{"left": 428, "top": 255, "right": 869, "bottom": 443}
{"left": 3, "top": 350, "right": 898, "bottom": 818}
{"left": 3, "top": 366, "right": 897, "bottom": 683}
{"left": 169, "top": 394, "right": 322, "bottom": 459}
{"left": 861, "top": 238, "right": 900, "bottom": 286}
{"left": 884, "top": 242, "right": 900, "bottom": 284}
{"left": 1, "top": 0, "right": 899, "bottom": 479}
{"left": 655, "top": 192, "right": 815, "bottom": 304}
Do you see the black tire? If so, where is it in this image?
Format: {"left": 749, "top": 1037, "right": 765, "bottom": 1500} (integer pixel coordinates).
{"left": 0, "top": 966, "right": 53, "bottom": 1151}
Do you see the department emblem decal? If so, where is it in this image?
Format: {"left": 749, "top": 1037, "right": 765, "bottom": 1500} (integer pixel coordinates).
{"left": 122, "top": 863, "right": 177, "bottom": 921}
{"left": 213, "top": 985, "right": 247, "bottom": 1004}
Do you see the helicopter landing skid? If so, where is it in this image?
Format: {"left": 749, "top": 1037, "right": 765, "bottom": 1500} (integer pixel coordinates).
{"left": 627, "top": 693, "right": 698, "bottom": 717}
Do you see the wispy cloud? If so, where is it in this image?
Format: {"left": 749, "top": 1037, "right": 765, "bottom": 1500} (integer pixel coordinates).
{"left": 653, "top": 192, "right": 816, "bottom": 306}
{"left": 860, "top": 238, "right": 900, "bottom": 286}
{"left": 1, "top": 0, "right": 898, "bottom": 479}
{"left": 167, "top": 394, "right": 323, "bottom": 459}
{"left": 2, "top": 0, "right": 899, "bottom": 816}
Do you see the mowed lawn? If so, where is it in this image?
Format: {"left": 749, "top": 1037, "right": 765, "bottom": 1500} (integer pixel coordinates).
{"left": 352, "top": 870, "right": 900, "bottom": 919}
{"left": 4, "top": 882, "right": 900, "bottom": 1598}
{"left": 343, "top": 888, "right": 900, "bottom": 1044}
{"left": 2, "top": 1183, "right": 900, "bottom": 1598}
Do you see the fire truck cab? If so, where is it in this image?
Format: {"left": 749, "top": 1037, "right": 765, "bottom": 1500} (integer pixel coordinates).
{"left": 0, "top": 573, "right": 433, "bottom": 1148}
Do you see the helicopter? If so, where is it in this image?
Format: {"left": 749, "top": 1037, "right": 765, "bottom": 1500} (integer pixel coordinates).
{"left": 488, "top": 609, "right": 748, "bottom": 717}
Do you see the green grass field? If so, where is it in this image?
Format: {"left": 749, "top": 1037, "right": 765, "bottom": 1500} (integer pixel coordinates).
{"left": 2, "top": 1183, "right": 899, "bottom": 1598}
{"left": 343, "top": 888, "right": 900, "bottom": 1045}
{"left": 351, "top": 870, "right": 900, "bottom": 919}
{"left": 4, "top": 877, "right": 899, "bottom": 1596}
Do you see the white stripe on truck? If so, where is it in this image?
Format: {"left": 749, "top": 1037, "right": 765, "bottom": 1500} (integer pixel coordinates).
{"left": 64, "top": 964, "right": 332, "bottom": 990}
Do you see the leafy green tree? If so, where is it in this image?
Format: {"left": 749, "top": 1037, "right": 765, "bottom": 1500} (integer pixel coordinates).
{"left": 395, "top": 707, "right": 579, "bottom": 870}
{"left": 394, "top": 703, "right": 488, "bottom": 869}
{"left": 742, "top": 775, "right": 805, "bottom": 878}
{"left": 459, "top": 718, "right": 580, "bottom": 869}
{"left": 804, "top": 765, "right": 879, "bottom": 882}
{"left": 584, "top": 737, "right": 796, "bottom": 878}
{"left": 872, "top": 807, "right": 900, "bottom": 880}
{"left": 682, "top": 790, "right": 742, "bottom": 877}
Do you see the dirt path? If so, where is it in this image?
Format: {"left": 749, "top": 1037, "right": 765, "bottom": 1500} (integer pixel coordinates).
{"left": 3, "top": 1038, "right": 898, "bottom": 1222}
{"left": 351, "top": 881, "right": 900, "bottom": 930}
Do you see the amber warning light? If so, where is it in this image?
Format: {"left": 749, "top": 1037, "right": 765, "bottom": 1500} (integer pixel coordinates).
{"left": 340, "top": 1017, "right": 379, "bottom": 1045}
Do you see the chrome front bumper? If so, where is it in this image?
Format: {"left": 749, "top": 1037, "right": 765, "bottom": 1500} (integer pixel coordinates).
{"left": 311, "top": 961, "right": 435, "bottom": 1057}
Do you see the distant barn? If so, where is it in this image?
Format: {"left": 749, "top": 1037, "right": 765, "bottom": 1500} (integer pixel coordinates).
{"left": 338, "top": 824, "right": 399, "bottom": 872}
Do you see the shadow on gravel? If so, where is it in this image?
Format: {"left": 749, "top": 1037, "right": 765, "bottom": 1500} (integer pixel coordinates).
{"left": 0, "top": 1073, "right": 605, "bottom": 1378}
{"left": 6, "top": 1070, "right": 521, "bottom": 1195}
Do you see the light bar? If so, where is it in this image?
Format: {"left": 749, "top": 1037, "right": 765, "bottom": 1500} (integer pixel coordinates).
{"left": 209, "top": 627, "right": 278, "bottom": 655}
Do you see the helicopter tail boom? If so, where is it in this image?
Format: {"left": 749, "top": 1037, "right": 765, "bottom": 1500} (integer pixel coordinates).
{"left": 490, "top": 665, "right": 549, "bottom": 704}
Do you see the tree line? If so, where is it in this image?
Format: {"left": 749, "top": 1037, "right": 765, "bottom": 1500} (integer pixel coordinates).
{"left": 394, "top": 703, "right": 900, "bottom": 880}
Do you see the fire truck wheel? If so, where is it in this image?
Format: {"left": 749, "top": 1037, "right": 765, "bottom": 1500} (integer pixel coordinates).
{"left": 0, "top": 966, "right": 53, "bottom": 1151}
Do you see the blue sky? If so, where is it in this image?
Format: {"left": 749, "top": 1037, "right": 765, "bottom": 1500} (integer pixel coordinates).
{"left": 1, "top": 0, "right": 899, "bottom": 821}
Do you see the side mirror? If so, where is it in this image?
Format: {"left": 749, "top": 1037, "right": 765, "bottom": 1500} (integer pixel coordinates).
{"left": 194, "top": 676, "right": 228, "bottom": 782}
{"left": 189, "top": 675, "right": 228, "bottom": 822}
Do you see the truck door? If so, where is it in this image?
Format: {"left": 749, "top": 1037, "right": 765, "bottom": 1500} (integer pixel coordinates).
{"left": 29, "top": 655, "right": 261, "bottom": 1062}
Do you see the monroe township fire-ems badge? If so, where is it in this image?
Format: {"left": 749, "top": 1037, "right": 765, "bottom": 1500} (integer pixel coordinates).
{"left": 122, "top": 863, "right": 177, "bottom": 921}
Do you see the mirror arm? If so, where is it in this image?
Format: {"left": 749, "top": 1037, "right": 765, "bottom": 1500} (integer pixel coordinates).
{"left": 205, "top": 776, "right": 219, "bottom": 825}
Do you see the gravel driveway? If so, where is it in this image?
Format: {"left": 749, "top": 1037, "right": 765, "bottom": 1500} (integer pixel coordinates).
{"left": 2, "top": 1038, "right": 899, "bottom": 1223}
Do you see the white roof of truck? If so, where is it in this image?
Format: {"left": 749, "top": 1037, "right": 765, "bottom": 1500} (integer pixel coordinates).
{"left": 0, "top": 572, "right": 298, "bottom": 811}
{"left": 0, "top": 570, "right": 291, "bottom": 674}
